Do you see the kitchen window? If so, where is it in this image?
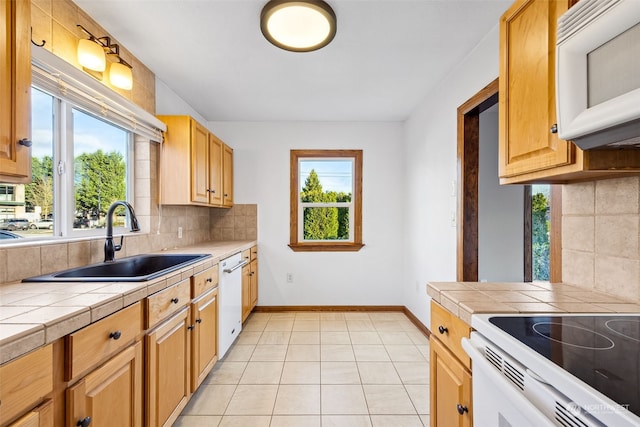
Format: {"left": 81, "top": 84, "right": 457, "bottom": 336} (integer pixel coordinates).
{"left": 289, "top": 149, "right": 363, "bottom": 252}
{"left": 12, "top": 86, "right": 134, "bottom": 238}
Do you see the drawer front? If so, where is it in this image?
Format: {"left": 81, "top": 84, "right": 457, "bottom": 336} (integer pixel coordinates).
{"left": 241, "top": 249, "right": 251, "bottom": 263}
{"left": 147, "top": 278, "right": 190, "bottom": 328}
{"left": 0, "top": 345, "right": 53, "bottom": 426}
{"left": 67, "top": 302, "right": 142, "bottom": 380}
{"left": 250, "top": 246, "right": 257, "bottom": 261}
{"left": 191, "top": 265, "right": 218, "bottom": 298}
{"left": 430, "top": 301, "right": 471, "bottom": 369}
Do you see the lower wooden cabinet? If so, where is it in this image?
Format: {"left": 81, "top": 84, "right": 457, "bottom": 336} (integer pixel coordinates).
{"left": 0, "top": 344, "right": 53, "bottom": 426}
{"left": 67, "top": 341, "right": 143, "bottom": 427}
{"left": 430, "top": 336, "right": 472, "bottom": 427}
{"left": 191, "top": 288, "right": 218, "bottom": 392}
{"left": 7, "top": 400, "right": 53, "bottom": 427}
{"left": 242, "top": 246, "right": 258, "bottom": 322}
{"left": 145, "top": 306, "right": 191, "bottom": 427}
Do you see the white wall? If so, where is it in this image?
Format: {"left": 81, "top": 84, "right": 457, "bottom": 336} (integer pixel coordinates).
{"left": 478, "top": 110, "right": 524, "bottom": 281}
{"left": 155, "top": 78, "right": 208, "bottom": 124}
{"left": 208, "top": 121, "right": 405, "bottom": 306}
{"left": 402, "top": 24, "right": 501, "bottom": 326}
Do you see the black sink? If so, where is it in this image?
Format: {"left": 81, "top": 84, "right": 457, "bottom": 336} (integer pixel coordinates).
{"left": 23, "top": 254, "right": 212, "bottom": 282}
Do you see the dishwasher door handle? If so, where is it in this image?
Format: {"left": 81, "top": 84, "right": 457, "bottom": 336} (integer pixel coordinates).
{"left": 223, "top": 259, "right": 249, "bottom": 273}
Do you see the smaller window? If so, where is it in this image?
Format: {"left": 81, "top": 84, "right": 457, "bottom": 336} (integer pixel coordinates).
{"left": 289, "top": 149, "right": 363, "bottom": 252}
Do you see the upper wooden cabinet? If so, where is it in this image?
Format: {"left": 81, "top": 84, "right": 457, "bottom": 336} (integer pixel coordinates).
{"left": 0, "top": 0, "right": 31, "bottom": 183}
{"left": 157, "top": 115, "right": 233, "bottom": 207}
{"left": 499, "top": 0, "right": 640, "bottom": 184}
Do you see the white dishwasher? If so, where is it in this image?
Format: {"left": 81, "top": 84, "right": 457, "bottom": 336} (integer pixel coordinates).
{"left": 218, "top": 252, "right": 248, "bottom": 358}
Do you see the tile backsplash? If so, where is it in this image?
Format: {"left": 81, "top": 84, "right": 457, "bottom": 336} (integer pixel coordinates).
{"left": 0, "top": 203, "right": 257, "bottom": 284}
{"left": 562, "top": 177, "right": 640, "bottom": 303}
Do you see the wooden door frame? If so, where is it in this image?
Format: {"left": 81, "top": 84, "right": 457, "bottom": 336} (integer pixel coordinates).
{"left": 456, "top": 78, "right": 562, "bottom": 282}
{"left": 457, "top": 79, "right": 499, "bottom": 281}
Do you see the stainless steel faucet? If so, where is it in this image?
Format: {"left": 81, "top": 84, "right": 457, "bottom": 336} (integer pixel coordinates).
{"left": 104, "top": 201, "right": 140, "bottom": 262}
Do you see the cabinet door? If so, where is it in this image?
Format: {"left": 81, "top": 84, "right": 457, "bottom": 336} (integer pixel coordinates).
{"left": 241, "top": 263, "right": 251, "bottom": 322}
{"left": 499, "top": 0, "right": 572, "bottom": 179}
{"left": 0, "top": 0, "right": 31, "bottom": 183}
{"left": 190, "top": 120, "right": 210, "bottom": 204}
{"left": 208, "top": 133, "right": 223, "bottom": 206}
{"left": 249, "top": 259, "right": 258, "bottom": 308}
{"left": 430, "top": 336, "right": 472, "bottom": 427}
{"left": 191, "top": 288, "right": 218, "bottom": 391}
{"left": 67, "top": 341, "right": 143, "bottom": 427}
{"left": 146, "top": 307, "right": 191, "bottom": 427}
{"left": 222, "top": 144, "right": 233, "bottom": 207}
{"left": 7, "top": 400, "right": 53, "bottom": 427}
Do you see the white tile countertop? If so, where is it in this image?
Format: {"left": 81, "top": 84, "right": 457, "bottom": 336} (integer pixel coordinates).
{"left": 427, "top": 281, "right": 640, "bottom": 325}
{"left": 0, "top": 240, "right": 256, "bottom": 364}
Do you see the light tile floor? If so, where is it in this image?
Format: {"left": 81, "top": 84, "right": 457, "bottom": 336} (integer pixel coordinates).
{"left": 175, "top": 311, "right": 430, "bottom": 427}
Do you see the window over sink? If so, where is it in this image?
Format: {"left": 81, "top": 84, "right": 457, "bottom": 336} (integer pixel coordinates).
{"left": 289, "top": 149, "right": 363, "bottom": 252}
{"left": 0, "top": 86, "right": 134, "bottom": 241}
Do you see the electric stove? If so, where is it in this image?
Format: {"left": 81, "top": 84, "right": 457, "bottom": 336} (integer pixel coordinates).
{"left": 470, "top": 313, "right": 640, "bottom": 427}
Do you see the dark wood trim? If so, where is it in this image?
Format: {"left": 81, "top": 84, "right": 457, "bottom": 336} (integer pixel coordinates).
{"left": 252, "top": 305, "right": 430, "bottom": 338}
{"left": 457, "top": 78, "right": 499, "bottom": 281}
{"left": 523, "top": 185, "right": 532, "bottom": 282}
{"left": 550, "top": 185, "right": 563, "bottom": 283}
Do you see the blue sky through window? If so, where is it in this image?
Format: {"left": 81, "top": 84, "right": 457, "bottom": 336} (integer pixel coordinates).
{"left": 299, "top": 159, "right": 353, "bottom": 194}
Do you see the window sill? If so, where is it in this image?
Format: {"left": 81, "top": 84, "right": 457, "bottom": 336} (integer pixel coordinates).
{"left": 288, "top": 243, "right": 365, "bottom": 252}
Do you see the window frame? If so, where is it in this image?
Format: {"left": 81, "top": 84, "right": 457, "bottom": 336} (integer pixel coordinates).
{"left": 289, "top": 149, "right": 364, "bottom": 252}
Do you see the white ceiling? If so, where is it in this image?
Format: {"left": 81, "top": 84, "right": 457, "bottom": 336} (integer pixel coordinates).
{"left": 74, "top": 0, "right": 512, "bottom": 122}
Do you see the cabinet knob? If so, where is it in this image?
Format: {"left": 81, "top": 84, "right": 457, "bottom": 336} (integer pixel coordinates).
{"left": 196, "top": 318, "right": 202, "bottom": 323}
{"left": 18, "top": 138, "right": 32, "bottom": 147}
{"left": 171, "top": 297, "right": 180, "bottom": 304}
{"left": 456, "top": 404, "right": 469, "bottom": 415}
{"left": 187, "top": 324, "right": 195, "bottom": 331}
{"left": 206, "top": 277, "right": 213, "bottom": 283}
{"left": 438, "top": 325, "right": 448, "bottom": 335}
{"left": 109, "top": 331, "right": 122, "bottom": 340}
{"left": 224, "top": 193, "right": 229, "bottom": 197}
{"left": 550, "top": 124, "right": 558, "bottom": 134}
{"left": 77, "top": 417, "right": 92, "bottom": 427}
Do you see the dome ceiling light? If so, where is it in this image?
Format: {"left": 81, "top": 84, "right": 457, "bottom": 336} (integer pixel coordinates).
{"left": 260, "top": 0, "right": 337, "bottom": 52}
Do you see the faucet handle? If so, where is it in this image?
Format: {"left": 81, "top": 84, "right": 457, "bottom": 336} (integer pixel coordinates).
{"left": 114, "top": 235, "right": 124, "bottom": 252}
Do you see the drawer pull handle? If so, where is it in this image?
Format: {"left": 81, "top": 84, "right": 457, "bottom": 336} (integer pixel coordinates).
{"left": 438, "top": 325, "right": 448, "bottom": 335}
{"left": 77, "top": 417, "right": 92, "bottom": 427}
{"left": 187, "top": 324, "right": 195, "bottom": 331}
{"left": 550, "top": 123, "right": 558, "bottom": 134}
{"left": 171, "top": 297, "right": 180, "bottom": 304}
{"left": 206, "top": 278, "right": 213, "bottom": 283}
{"left": 109, "top": 331, "right": 122, "bottom": 340}
{"left": 196, "top": 318, "right": 202, "bottom": 323}
{"left": 456, "top": 404, "right": 468, "bottom": 415}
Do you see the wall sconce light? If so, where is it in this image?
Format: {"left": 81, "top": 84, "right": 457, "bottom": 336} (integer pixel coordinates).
{"left": 77, "top": 24, "right": 134, "bottom": 90}
{"left": 260, "top": 0, "right": 337, "bottom": 52}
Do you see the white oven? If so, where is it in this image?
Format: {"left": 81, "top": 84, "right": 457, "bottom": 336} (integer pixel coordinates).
{"left": 465, "top": 314, "right": 640, "bottom": 427}
{"left": 463, "top": 332, "right": 604, "bottom": 427}
{"left": 556, "top": 0, "right": 640, "bottom": 149}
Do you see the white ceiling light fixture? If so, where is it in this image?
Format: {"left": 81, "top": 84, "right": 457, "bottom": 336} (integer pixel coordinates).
{"left": 261, "top": 0, "right": 337, "bottom": 52}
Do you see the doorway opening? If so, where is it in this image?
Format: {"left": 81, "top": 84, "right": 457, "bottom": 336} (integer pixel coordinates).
{"left": 456, "top": 79, "right": 561, "bottom": 282}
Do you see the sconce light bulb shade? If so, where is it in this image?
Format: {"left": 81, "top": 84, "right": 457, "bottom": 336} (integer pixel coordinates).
{"left": 261, "top": 0, "right": 336, "bottom": 52}
{"left": 110, "top": 62, "right": 133, "bottom": 90}
{"left": 77, "top": 38, "right": 106, "bottom": 71}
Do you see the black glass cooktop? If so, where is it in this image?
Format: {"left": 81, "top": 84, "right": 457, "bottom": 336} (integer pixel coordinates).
{"left": 490, "top": 315, "right": 640, "bottom": 418}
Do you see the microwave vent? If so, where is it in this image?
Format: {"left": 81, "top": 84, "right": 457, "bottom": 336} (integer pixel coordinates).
{"left": 558, "top": 0, "right": 620, "bottom": 43}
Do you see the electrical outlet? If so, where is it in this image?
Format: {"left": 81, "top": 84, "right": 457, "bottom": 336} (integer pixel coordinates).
{"left": 287, "top": 273, "right": 293, "bottom": 283}
{"left": 178, "top": 227, "right": 183, "bottom": 238}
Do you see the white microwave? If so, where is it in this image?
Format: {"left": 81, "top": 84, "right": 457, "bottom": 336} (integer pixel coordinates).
{"left": 556, "top": 0, "right": 640, "bottom": 149}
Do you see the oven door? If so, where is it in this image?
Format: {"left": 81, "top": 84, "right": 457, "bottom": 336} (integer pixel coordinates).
{"left": 462, "top": 334, "right": 555, "bottom": 427}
